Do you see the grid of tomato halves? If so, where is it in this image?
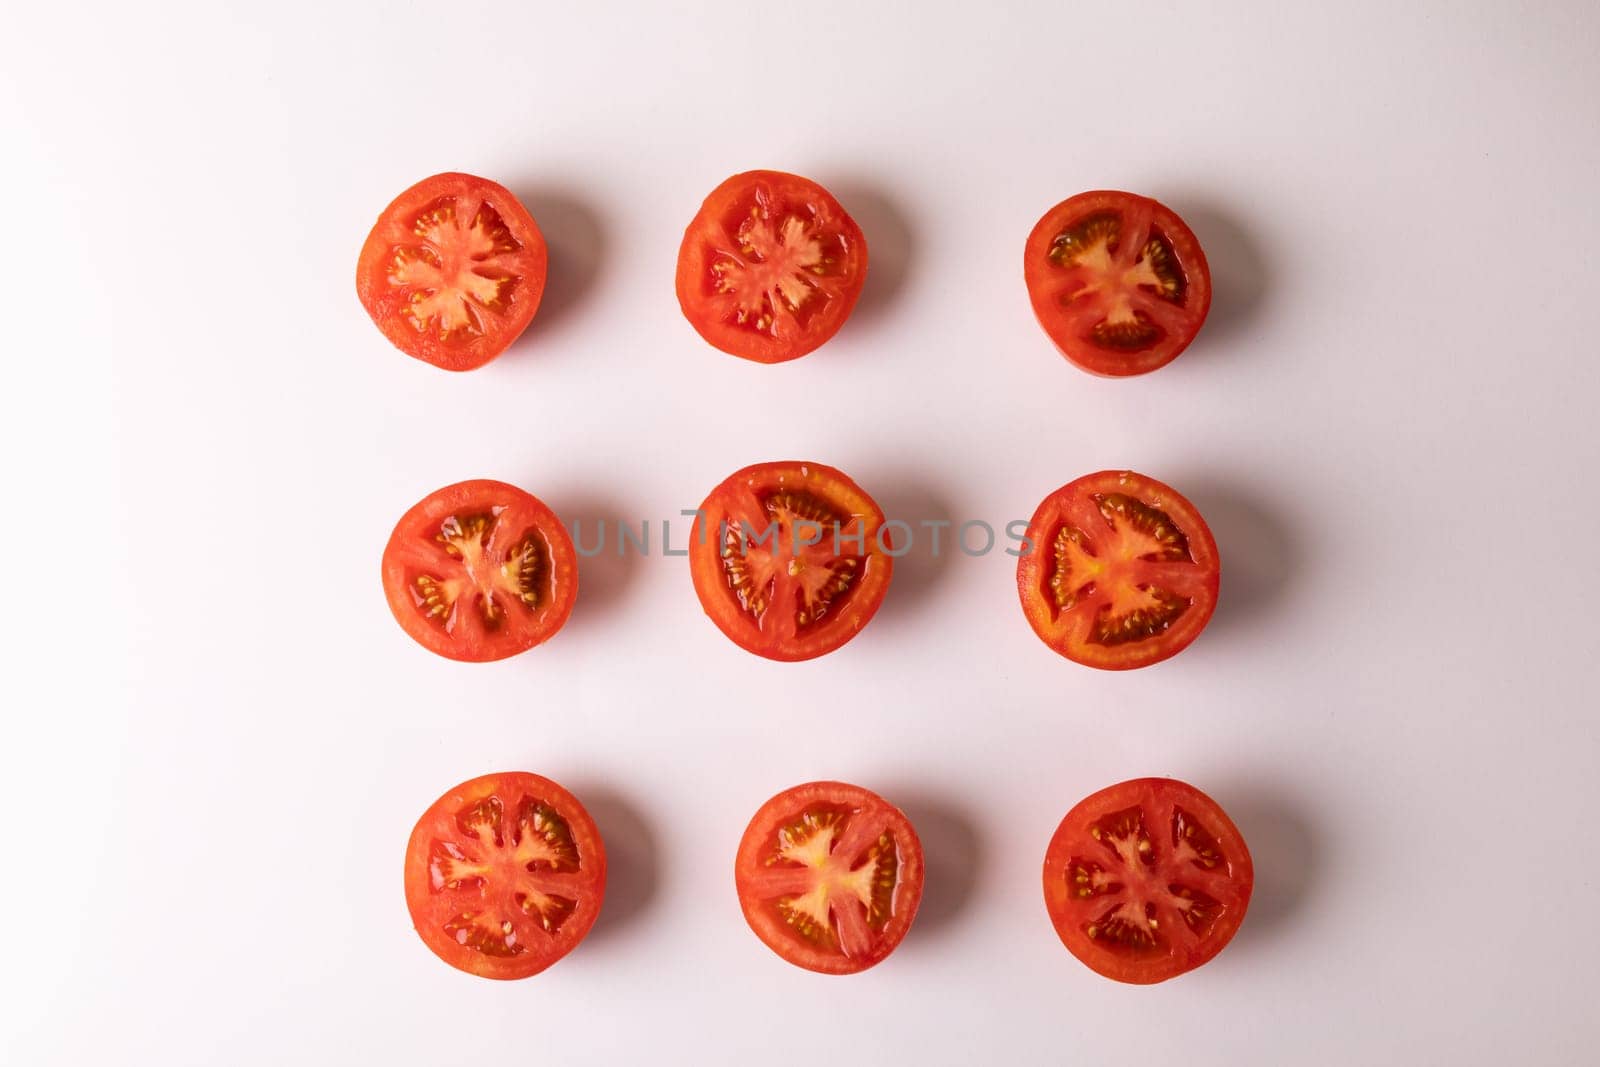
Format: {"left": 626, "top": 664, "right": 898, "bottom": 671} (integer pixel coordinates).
{"left": 363, "top": 170, "right": 1246, "bottom": 982}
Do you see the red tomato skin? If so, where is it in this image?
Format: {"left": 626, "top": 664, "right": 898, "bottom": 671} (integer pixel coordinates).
{"left": 1023, "top": 191, "right": 1211, "bottom": 377}
{"left": 676, "top": 170, "right": 868, "bottom": 363}
{"left": 381, "top": 479, "right": 578, "bottom": 663}
{"left": 357, "top": 172, "right": 548, "bottom": 371}
{"left": 1042, "top": 777, "right": 1253, "bottom": 984}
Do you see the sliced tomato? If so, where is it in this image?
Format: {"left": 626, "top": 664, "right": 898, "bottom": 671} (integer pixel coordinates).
{"left": 676, "top": 171, "right": 868, "bottom": 363}
{"left": 404, "top": 772, "right": 606, "bottom": 980}
{"left": 735, "top": 781, "right": 923, "bottom": 974}
{"left": 689, "top": 461, "right": 893, "bottom": 661}
{"left": 1024, "top": 191, "right": 1210, "bottom": 376}
{"left": 381, "top": 480, "right": 577, "bottom": 662}
{"left": 1016, "top": 470, "right": 1219, "bottom": 670}
{"left": 357, "top": 172, "right": 548, "bottom": 371}
{"left": 1043, "top": 777, "right": 1252, "bottom": 984}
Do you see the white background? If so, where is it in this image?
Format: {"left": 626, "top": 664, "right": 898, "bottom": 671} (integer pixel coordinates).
{"left": 4, "top": 1, "right": 1598, "bottom": 1063}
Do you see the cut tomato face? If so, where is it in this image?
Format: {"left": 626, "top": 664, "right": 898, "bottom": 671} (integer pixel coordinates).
{"left": 1043, "top": 778, "right": 1252, "bottom": 984}
{"left": 381, "top": 480, "right": 577, "bottom": 662}
{"left": 735, "top": 781, "right": 923, "bottom": 974}
{"left": 1024, "top": 191, "right": 1210, "bottom": 376}
{"left": 1016, "top": 471, "right": 1219, "bottom": 670}
{"left": 404, "top": 772, "right": 606, "bottom": 980}
{"left": 357, "top": 173, "right": 548, "bottom": 371}
{"left": 689, "top": 461, "right": 893, "bottom": 661}
{"left": 676, "top": 171, "right": 868, "bottom": 363}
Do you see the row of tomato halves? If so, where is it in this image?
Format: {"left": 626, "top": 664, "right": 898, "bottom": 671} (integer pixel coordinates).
{"left": 364, "top": 171, "right": 1241, "bottom": 983}
{"left": 408, "top": 772, "right": 1252, "bottom": 984}
{"left": 381, "top": 466, "right": 1218, "bottom": 669}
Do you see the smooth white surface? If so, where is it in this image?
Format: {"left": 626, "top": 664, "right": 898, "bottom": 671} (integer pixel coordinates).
{"left": 4, "top": 1, "right": 1599, "bottom": 1063}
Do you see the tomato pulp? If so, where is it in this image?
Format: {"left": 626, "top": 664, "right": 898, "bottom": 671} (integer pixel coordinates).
{"left": 382, "top": 479, "right": 577, "bottom": 662}
{"left": 1016, "top": 470, "right": 1219, "bottom": 669}
{"left": 357, "top": 172, "right": 547, "bottom": 370}
{"left": 1043, "top": 777, "right": 1252, "bottom": 983}
{"left": 1024, "top": 191, "right": 1210, "bottom": 375}
{"left": 404, "top": 772, "right": 606, "bottom": 979}
{"left": 677, "top": 171, "right": 868, "bottom": 362}
{"left": 689, "top": 461, "right": 894, "bottom": 661}
{"left": 735, "top": 781, "right": 923, "bottom": 974}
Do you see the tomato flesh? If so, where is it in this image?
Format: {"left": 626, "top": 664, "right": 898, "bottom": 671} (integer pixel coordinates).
{"left": 1043, "top": 778, "right": 1252, "bottom": 984}
{"left": 676, "top": 171, "right": 868, "bottom": 362}
{"left": 381, "top": 479, "right": 577, "bottom": 662}
{"left": 735, "top": 782, "right": 923, "bottom": 974}
{"left": 689, "top": 461, "right": 893, "bottom": 661}
{"left": 357, "top": 172, "right": 548, "bottom": 371}
{"left": 404, "top": 772, "right": 606, "bottom": 980}
{"left": 1016, "top": 471, "right": 1219, "bottom": 670}
{"left": 1024, "top": 191, "right": 1210, "bottom": 376}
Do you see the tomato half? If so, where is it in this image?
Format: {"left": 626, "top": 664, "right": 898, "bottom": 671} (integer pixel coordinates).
{"left": 1024, "top": 191, "right": 1211, "bottom": 376}
{"left": 404, "top": 772, "right": 606, "bottom": 980}
{"left": 1016, "top": 471, "right": 1219, "bottom": 670}
{"left": 676, "top": 171, "right": 868, "bottom": 363}
{"left": 1043, "top": 778, "right": 1252, "bottom": 984}
{"left": 689, "top": 461, "right": 893, "bottom": 661}
{"left": 357, "top": 172, "right": 548, "bottom": 371}
{"left": 735, "top": 781, "right": 923, "bottom": 974}
{"left": 381, "top": 480, "right": 577, "bottom": 662}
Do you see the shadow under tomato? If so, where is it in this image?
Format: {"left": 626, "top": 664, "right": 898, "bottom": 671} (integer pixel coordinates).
{"left": 508, "top": 183, "right": 607, "bottom": 344}
{"left": 870, "top": 476, "right": 957, "bottom": 622}
{"left": 569, "top": 784, "right": 658, "bottom": 947}
{"left": 1164, "top": 197, "right": 1269, "bottom": 357}
{"left": 545, "top": 489, "right": 641, "bottom": 632}
{"left": 1212, "top": 781, "right": 1321, "bottom": 952}
{"left": 885, "top": 789, "right": 982, "bottom": 941}
{"left": 824, "top": 179, "right": 915, "bottom": 328}
{"left": 1178, "top": 479, "right": 1299, "bottom": 641}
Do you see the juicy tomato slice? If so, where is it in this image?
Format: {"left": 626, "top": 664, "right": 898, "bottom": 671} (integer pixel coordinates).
{"left": 689, "top": 461, "right": 893, "bottom": 661}
{"left": 1024, "top": 191, "right": 1211, "bottom": 376}
{"left": 735, "top": 781, "right": 924, "bottom": 974}
{"left": 357, "top": 172, "right": 548, "bottom": 371}
{"left": 381, "top": 479, "right": 578, "bottom": 662}
{"left": 1043, "top": 778, "right": 1252, "bottom": 984}
{"left": 676, "top": 171, "right": 868, "bottom": 363}
{"left": 1016, "top": 470, "right": 1219, "bottom": 670}
{"left": 404, "top": 772, "right": 606, "bottom": 980}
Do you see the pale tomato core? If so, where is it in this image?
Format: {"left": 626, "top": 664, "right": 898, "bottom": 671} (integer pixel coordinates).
{"left": 406, "top": 508, "right": 546, "bottom": 636}
{"left": 425, "top": 792, "right": 585, "bottom": 960}
{"left": 751, "top": 805, "right": 903, "bottom": 960}
{"left": 389, "top": 198, "right": 524, "bottom": 341}
{"left": 707, "top": 190, "right": 852, "bottom": 338}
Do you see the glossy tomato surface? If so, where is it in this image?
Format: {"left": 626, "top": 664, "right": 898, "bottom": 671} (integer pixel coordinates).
{"left": 690, "top": 461, "right": 893, "bottom": 661}
{"left": 357, "top": 172, "right": 548, "bottom": 371}
{"left": 382, "top": 479, "right": 577, "bottom": 662}
{"left": 1016, "top": 470, "right": 1219, "bottom": 670}
{"left": 1024, "top": 191, "right": 1210, "bottom": 376}
{"left": 404, "top": 772, "right": 606, "bottom": 980}
{"left": 735, "top": 781, "right": 923, "bottom": 974}
{"left": 1043, "top": 777, "right": 1252, "bottom": 984}
{"left": 676, "top": 171, "right": 867, "bottom": 362}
